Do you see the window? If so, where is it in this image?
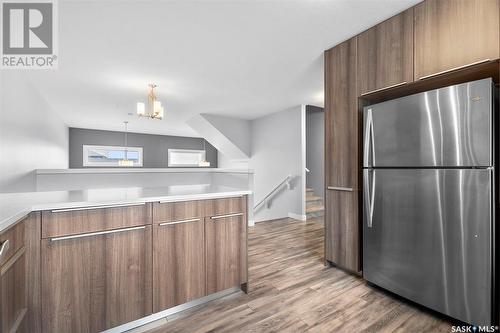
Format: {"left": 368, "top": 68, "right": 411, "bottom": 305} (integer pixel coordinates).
{"left": 83, "top": 145, "right": 143, "bottom": 167}
{"left": 168, "top": 149, "right": 206, "bottom": 167}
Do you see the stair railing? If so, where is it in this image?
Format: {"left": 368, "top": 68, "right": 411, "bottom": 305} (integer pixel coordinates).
{"left": 254, "top": 174, "right": 292, "bottom": 210}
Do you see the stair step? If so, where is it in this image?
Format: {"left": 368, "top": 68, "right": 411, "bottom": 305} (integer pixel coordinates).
{"left": 307, "top": 203, "right": 322, "bottom": 211}
{"left": 306, "top": 205, "right": 324, "bottom": 219}
{"left": 307, "top": 212, "right": 324, "bottom": 219}
{"left": 307, "top": 205, "right": 324, "bottom": 213}
{"left": 305, "top": 187, "right": 323, "bottom": 219}
{"left": 306, "top": 195, "right": 323, "bottom": 203}
{"left": 306, "top": 190, "right": 318, "bottom": 198}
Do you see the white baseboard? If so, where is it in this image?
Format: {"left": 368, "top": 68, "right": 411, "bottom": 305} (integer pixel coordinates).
{"left": 252, "top": 213, "right": 306, "bottom": 224}
{"left": 288, "top": 213, "right": 306, "bottom": 221}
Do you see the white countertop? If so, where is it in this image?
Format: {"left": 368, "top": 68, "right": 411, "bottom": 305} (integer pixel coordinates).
{"left": 0, "top": 185, "right": 252, "bottom": 233}
{"left": 36, "top": 168, "right": 254, "bottom": 174}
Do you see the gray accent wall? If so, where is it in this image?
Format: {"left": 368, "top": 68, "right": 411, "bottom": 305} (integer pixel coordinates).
{"left": 69, "top": 128, "right": 218, "bottom": 168}
{"left": 306, "top": 105, "right": 324, "bottom": 198}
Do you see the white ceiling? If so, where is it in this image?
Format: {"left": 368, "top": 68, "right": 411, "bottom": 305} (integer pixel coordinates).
{"left": 25, "top": 0, "right": 421, "bottom": 137}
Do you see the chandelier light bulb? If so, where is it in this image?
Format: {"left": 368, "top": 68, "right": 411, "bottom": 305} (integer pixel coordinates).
{"left": 154, "top": 101, "right": 162, "bottom": 114}
{"left": 136, "top": 102, "right": 145, "bottom": 116}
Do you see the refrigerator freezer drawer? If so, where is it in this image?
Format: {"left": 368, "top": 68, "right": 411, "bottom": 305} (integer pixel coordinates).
{"left": 363, "top": 78, "right": 493, "bottom": 167}
{"left": 363, "top": 168, "right": 493, "bottom": 325}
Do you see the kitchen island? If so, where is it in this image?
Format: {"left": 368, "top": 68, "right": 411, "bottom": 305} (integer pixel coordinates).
{"left": 0, "top": 185, "right": 251, "bottom": 333}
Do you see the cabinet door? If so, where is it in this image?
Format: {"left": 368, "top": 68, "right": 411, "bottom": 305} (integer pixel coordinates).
{"left": 42, "top": 203, "right": 151, "bottom": 239}
{"left": 414, "top": 0, "right": 500, "bottom": 79}
{"left": 41, "top": 226, "right": 152, "bottom": 333}
{"left": 358, "top": 9, "right": 413, "bottom": 95}
{"left": 325, "top": 190, "right": 360, "bottom": 272}
{"left": 205, "top": 215, "right": 244, "bottom": 294}
{"left": 325, "top": 38, "right": 360, "bottom": 273}
{"left": 0, "top": 220, "right": 25, "bottom": 267}
{"left": 153, "top": 219, "right": 205, "bottom": 312}
{"left": 1, "top": 245, "right": 27, "bottom": 333}
{"left": 325, "top": 38, "right": 359, "bottom": 190}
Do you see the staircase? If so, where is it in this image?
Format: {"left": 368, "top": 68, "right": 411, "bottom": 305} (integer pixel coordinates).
{"left": 306, "top": 188, "right": 324, "bottom": 220}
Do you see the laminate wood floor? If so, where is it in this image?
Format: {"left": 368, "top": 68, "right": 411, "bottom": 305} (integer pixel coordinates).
{"left": 136, "top": 217, "right": 454, "bottom": 333}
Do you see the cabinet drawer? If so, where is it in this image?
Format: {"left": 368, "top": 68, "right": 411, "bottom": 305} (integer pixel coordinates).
{"left": 205, "top": 197, "right": 245, "bottom": 217}
{"left": 0, "top": 218, "right": 25, "bottom": 266}
{"left": 153, "top": 200, "right": 205, "bottom": 224}
{"left": 42, "top": 203, "right": 152, "bottom": 239}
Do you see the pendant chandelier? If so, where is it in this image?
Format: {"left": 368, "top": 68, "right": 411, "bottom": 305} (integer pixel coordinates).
{"left": 118, "top": 121, "right": 134, "bottom": 167}
{"left": 136, "top": 84, "right": 164, "bottom": 120}
{"left": 198, "top": 139, "right": 211, "bottom": 167}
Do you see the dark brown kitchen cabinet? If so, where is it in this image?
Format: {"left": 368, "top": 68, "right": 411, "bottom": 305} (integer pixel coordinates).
{"left": 153, "top": 200, "right": 205, "bottom": 224}
{"left": 41, "top": 202, "right": 152, "bottom": 238}
{"left": 324, "top": 37, "right": 361, "bottom": 273}
{"left": 325, "top": 38, "right": 359, "bottom": 190}
{"left": 205, "top": 214, "right": 246, "bottom": 294}
{"left": 0, "top": 218, "right": 27, "bottom": 333}
{"left": 0, "top": 196, "right": 248, "bottom": 332}
{"left": 1, "top": 247, "right": 27, "bottom": 333}
{"left": 325, "top": 190, "right": 360, "bottom": 273}
{"left": 41, "top": 225, "right": 152, "bottom": 333}
{"left": 414, "top": 0, "right": 500, "bottom": 80}
{"left": 153, "top": 218, "right": 206, "bottom": 312}
{"left": 357, "top": 8, "right": 414, "bottom": 95}
{"left": 205, "top": 197, "right": 245, "bottom": 217}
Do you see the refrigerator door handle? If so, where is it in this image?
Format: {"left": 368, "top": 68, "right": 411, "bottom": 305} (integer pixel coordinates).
{"left": 364, "top": 108, "right": 375, "bottom": 167}
{"left": 364, "top": 169, "right": 376, "bottom": 228}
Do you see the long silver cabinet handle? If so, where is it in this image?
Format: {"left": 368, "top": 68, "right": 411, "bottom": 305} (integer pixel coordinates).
{"left": 51, "top": 202, "right": 146, "bottom": 213}
{"left": 159, "top": 218, "right": 201, "bottom": 227}
{"left": 158, "top": 195, "right": 243, "bottom": 204}
{"left": 211, "top": 212, "right": 244, "bottom": 220}
{"left": 327, "top": 186, "right": 353, "bottom": 192}
{"left": 0, "top": 240, "right": 10, "bottom": 259}
{"left": 364, "top": 108, "right": 375, "bottom": 167}
{"left": 50, "top": 226, "right": 147, "bottom": 242}
{"left": 360, "top": 81, "right": 408, "bottom": 96}
{"left": 418, "top": 59, "right": 491, "bottom": 81}
{"left": 363, "top": 170, "right": 376, "bottom": 228}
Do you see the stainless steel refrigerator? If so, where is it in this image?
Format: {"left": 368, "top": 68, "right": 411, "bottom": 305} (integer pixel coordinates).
{"left": 363, "top": 78, "right": 495, "bottom": 326}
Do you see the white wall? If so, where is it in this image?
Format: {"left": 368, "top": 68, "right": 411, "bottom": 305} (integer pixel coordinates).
{"left": 217, "top": 152, "right": 250, "bottom": 169}
{"left": 250, "top": 105, "right": 305, "bottom": 222}
{"left": 0, "top": 72, "right": 68, "bottom": 193}
{"left": 187, "top": 114, "right": 249, "bottom": 160}
{"left": 202, "top": 114, "right": 251, "bottom": 157}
